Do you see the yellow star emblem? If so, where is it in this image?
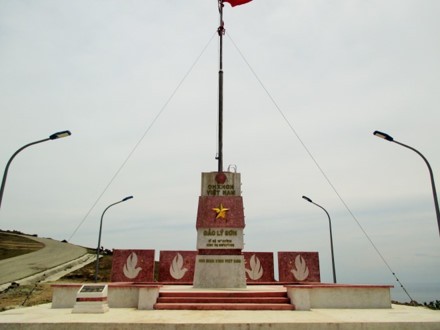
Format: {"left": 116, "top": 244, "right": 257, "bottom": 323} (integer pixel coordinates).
{"left": 212, "top": 204, "right": 229, "bottom": 220}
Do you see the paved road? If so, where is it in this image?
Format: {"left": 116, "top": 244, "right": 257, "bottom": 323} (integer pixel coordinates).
{"left": 0, "top": 233, "right": 87, "bottom": 285}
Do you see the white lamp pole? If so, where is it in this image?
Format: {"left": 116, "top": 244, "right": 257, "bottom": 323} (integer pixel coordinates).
{"left": 0, "top": 130, "right": 71, "bottom": 209}
{"left": 95, "top": 196, "right": 133, "bottom": 282}
{"left": 302, "top": 196, "right": 337, "bottom": 283}
{"left": 374, "top": 130, "right": 440, "bottom": 237}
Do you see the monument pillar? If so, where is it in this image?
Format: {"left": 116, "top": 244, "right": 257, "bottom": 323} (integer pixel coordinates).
{"left": 193, "top": 171, "right": 246, "bottom": 288}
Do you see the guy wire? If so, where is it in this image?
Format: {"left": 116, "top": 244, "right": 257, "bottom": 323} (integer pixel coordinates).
{"left": 226, "top": 32, "right": 413, "bottom": 301}
{"left": 67, "top": 32, "right": 217, "bottom": 242}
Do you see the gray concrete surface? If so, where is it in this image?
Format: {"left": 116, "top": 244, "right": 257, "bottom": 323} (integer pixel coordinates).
{"left": 0, "top": 303, "right": 439, "bottom": 329}
{"left": 0, "top": 234, "right": 87, "bottom": 285}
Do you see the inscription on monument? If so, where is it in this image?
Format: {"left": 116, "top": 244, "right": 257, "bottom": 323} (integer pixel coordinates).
{"left": 198, "top": 258, "right": 242, "bottom": 263}
{"left": 203, "top": 229, "right": 237, "bottom": 236}
{"left": 201, "top": 172, "right": 241, "bottom": 197}
{"left": 207, "top": 184, "right": 236, "bottom": 196}
{"left": 197, "top": 228, "right": 243, "bottom": 249}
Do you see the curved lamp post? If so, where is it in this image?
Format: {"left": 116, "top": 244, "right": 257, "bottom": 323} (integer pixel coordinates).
{"left": 302, "top": 195, "right": 337, "bottom": 283}
{"left": 373, "top": 131, "right": 440, "bottom": 237}
{"left": 0, "top": 130, "right": 72, "bottom": 209}
{"left": 94, "top": 196, "right": 133, "bottom": 282}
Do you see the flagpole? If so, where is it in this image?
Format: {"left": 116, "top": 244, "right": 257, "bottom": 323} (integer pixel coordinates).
{"left": 217, "top": 0, "right": 225, "bottom": 173}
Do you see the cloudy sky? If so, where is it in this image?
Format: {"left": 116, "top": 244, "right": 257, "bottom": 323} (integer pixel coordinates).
{"left": 1, "top": 0, "right": 439, "bottom": 302}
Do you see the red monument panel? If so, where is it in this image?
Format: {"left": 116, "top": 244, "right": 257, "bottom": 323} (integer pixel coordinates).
{"left": 111, "top": 249, "right": 155, "bottom": 282}
{"left": 278, "top": 251, "right": 320, "bottom": 283}
{"left": 196, "top": 196, "right": 245, "bottom": 229}
{"left": 158, "top": 250, "right": 197, "bottom": 283}
{"left": 243, "top": 252, "right": 275, "bottom": 283}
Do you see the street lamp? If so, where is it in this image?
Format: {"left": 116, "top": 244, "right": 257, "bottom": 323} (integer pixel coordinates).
{"left": 302, "top": 195, "right": 337, "bottom": 283}
{"left": 0, "top": 130, "right": 72, "bottom": 209}
{"left": 373, "top": 130, "right": 440, "bottom": 237}
{"left": 94, "top": 196, "right": 133, "bottom": 282}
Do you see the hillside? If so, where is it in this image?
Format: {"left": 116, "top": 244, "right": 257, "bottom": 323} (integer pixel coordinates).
{"left": 0, "top": 231, "right": 44, "bottom": 260}
{"left": 0, "top": 231, "right": 113, "bottom": 311}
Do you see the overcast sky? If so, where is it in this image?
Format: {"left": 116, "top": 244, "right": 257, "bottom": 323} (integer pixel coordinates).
{"left": 1, "top": 0, "right": 439, "bottom": 302}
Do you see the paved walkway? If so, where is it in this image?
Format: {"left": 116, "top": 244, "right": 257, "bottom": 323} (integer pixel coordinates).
{"left": 0, "top": 234, "right": 87, "bottom": 285}
{"left": 0, "top": 303, "right": 439, "bottom": 329}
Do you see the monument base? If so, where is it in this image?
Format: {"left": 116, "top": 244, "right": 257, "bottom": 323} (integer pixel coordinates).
{"left": 193, "top": 255, "right": 246, "bottom": 288}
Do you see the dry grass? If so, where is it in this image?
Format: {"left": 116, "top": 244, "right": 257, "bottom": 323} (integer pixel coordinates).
{"left": 0, "top": 232, "right": 44, "bottom": 260}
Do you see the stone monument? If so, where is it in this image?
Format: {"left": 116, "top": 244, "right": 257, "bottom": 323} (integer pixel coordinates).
{"left": 193, "top": 171, "right": 246, "bottom": 288}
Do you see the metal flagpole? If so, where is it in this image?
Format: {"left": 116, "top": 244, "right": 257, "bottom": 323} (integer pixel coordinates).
{"left": 217, "top": 0, "right": 225, "bottom": 173}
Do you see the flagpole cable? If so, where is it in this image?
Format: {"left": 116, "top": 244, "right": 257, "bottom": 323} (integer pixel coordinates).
{"left": 226, "top": 32, "right": 413, "bottom": 302}
{"left": 67, "top": 32, "right": 217, "bottom": 243}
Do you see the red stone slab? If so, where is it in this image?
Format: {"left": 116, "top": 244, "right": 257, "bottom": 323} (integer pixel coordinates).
{"left": 277, "top": 252, "right": 320, "bottom": 282}
{"left": 111, "top": 249, "right": 155, "bottom": 282}
{"left": 154, "top": 289, "right": 295, "bottom": 310}
{"left": 196, "top": 196, "right": 245, "bottom": 229}
{"left": 158, "top": 250, "right": 197, "bottom": 283}
{"left": 154, "top": 303, "right": 295, "bottom": 310}
{"left": 243, "top": 252, "right": 275, "bottom": 283}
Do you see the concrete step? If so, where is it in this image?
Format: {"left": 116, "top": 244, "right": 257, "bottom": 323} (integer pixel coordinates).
{"left": 154, "top": 289, "right": 295, "bottom": 310}
{"left": 157, "top": 296, "right": 291, "bottom": 304}
{"left": 158, "top": 291, "right": 287, "bottom": 298}
{"left": 154, "top": 302, "right": 295, "bottom": 311}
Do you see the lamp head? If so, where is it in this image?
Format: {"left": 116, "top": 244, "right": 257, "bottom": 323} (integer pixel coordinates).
{"left": 50, "top": 130, "right": 71, "bottom": 140}
{"left": 122, "top": 196, "right": 133, "bottom": 202}
{"left": 373, "top": 131, "right": 393, "bottom": 142}
{"left": 302, "top": 195, "right": 313, "bottom": 203}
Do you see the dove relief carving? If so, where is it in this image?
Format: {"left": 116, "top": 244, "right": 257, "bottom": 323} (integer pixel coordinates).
{"left": 123, "top": 252, "right": 142, "bottom": 279}
{"left": 291, "top": 255, "right": 309, "bottom": 281}
{"left": 170, "top": 253, "right": 188, "bottom": 280}
{"left": 245, "top": 254, "right": 263, "bottom": 280}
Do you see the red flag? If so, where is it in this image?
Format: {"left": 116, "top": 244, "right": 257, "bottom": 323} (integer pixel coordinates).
{"left": 223, "top": 0, "right": 252, "bottom": 7}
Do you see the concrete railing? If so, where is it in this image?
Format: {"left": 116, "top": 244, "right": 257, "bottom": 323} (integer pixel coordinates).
{"left": 285, "top": 284, "right": 393, "bottom": 311}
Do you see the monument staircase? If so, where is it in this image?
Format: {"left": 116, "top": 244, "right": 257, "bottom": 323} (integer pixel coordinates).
{"left": 153, "top": 289, "right": 295, "bottom": 310}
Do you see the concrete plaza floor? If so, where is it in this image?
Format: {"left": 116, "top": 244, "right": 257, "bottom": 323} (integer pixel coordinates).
{"left": 1, "top": 303, "right": 440, "bottom": 330}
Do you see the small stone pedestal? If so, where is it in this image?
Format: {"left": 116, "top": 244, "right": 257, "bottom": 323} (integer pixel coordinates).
{"left": 72, "top": 284, "right": 109, "bottom": 314}
{"left": 193, "top": 172, "right": 246, "bottom": 288}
